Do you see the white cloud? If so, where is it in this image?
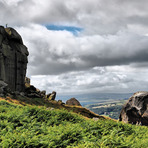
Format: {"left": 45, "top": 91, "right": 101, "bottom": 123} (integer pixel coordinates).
{"left": 16, "top": 24, "right": 148, "bottom": 76}
{"left": 0, "top": 0, "right": 23, "bottom": 6}
{"left": 30, "top": 65, "right": 148, "bottom": 95}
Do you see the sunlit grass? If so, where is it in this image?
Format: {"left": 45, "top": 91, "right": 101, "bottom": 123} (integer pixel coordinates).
{"left": 0, "top": 100, "right": 147, "bottom": 148}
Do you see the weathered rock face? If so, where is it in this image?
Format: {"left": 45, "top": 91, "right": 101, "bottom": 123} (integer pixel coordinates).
{"left": 0, "top": 26, "right": 29, "bottom": 92}
{"left": 119, "top": 92, "right": 148, "bottom": 126}
{"left": 66, "top": 98, "right": 81, "bottom": 106}
{"left": 0, "top": 80, "right": 8, "bottom": 96}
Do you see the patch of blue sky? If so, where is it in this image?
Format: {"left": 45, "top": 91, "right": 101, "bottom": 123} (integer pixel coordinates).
{"left": 46, "top": 24, "right": 83, "bottom": 36}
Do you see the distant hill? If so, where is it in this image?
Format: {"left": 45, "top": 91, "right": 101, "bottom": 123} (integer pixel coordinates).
{"left": 57, "top": 92, "right": 132, "bottom": 106}
{"left": 86, "top": 99, "right": 127, "bottom": 119}
{"left": 0, "top": 96, "right": 105, "bottom": 119}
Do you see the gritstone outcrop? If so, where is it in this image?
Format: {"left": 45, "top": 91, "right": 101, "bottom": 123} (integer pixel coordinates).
{"left": 119, "top": 91, "right": 148, "bottom": 126}
{"left": 0, "top": 26, "right": 29, "bottom": 92}
{"left": 66, "top": 98, "right": 82, "bottom": 106}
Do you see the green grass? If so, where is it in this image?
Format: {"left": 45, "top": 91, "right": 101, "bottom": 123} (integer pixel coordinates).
{"left": 0, "top": 100, "right": 148, "bottom": 148}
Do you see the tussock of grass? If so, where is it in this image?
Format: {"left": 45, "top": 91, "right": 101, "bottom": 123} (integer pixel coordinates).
{"left": 0, "top": 100, "right": 148, "bottom": 148}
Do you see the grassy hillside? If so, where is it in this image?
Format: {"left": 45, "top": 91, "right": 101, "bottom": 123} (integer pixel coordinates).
{"left": 0, "top": 96, "right": 105, "bottom": 119}
{"left": 0, "top": 100, "right": 148, "bottom": 148}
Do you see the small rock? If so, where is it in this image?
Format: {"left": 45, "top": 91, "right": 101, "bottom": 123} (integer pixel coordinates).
{"left": 48, "top": 91, "right": 56, "bottom": 101}
{"left": 58, "top": 100, "right": 65, "bottom": 105}
{"left": 66, "top": 98, "right": 81, "bottom": 106}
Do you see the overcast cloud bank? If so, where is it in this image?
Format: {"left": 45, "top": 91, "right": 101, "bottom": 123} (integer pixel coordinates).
{"left": 0, "top": 0, "right": 148, "bottom": 94}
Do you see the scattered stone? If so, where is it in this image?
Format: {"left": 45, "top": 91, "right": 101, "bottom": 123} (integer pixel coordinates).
{"left": 41, "top": 90, "right": 46, "bottom": 96}
{"left": 66, "top": 98, "right": 81, "bottom": 106}
{"left": 58, "top": 100, "right": 65, "bottom": 105}
{"left": 23, "top": 83, "right": 50, "bottom": 99}
{"left": 48, "top": 91, "right": 56, "bottom": 100}
{"left": 25, "top": 85, "right": 45, "bottom": 98}
{"left": 119, "top": 91, "right": 148, "bottom": 126}
{"left": 47, "top": 93, "right": 51, "bottom": 98}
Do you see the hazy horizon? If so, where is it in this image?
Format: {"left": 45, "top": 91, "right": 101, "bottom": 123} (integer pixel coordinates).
{"left": 1, "top": 0, "right": 148, "bottom": 95}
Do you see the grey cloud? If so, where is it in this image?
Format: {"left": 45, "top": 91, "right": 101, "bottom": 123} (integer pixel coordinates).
{"left": 81, "top": 50, "right": 148, "bottom": 67}
{"left": 30, "top": 66, "right": 143, "bottom": 95}
{"left": 1, "top": 0, "right": 148, "bottom": 35}
{"left": 20, "top": 25, "right": 148, "bottom": 76}
{"left": 1, "top": 0, "right": 148, "bottom": 94}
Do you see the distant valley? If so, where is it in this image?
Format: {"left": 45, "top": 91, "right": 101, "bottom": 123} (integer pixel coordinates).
{"left": 85, "top": 99, "right": 128, "bottom": 119}
{"left": 57, "top": 93, "right": 132, "bottom": 119}
{"left": 57, "top": 92, "right": 132, "bottom": 106}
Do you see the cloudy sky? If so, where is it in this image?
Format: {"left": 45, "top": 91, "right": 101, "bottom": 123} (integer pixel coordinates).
{"left": 1, "top": 0, "right": 148, "bottom": 95}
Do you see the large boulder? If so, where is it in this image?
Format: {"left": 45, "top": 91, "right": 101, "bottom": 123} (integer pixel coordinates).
{"left": 66, "top": 98, "right": 81, "bottom": 106}
{"left": 0, "top": 26, "right": 29, "bottom": 92}
{"left": 119, "top": 91, "right": 148, "bottom": 126}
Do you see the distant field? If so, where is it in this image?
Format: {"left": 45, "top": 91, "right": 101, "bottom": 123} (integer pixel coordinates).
{"left": 85, "top": 99, "right": 128, "bottom": 119}
{"left": 57, "top": 93, "right": 132, "bottom": 119}
{"left": 57, "top": 92, "right": 132, "bottom": 106}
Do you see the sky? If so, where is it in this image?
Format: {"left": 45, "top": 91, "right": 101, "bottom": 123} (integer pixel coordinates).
{"left": 0, "top": 0, "right": 148, "bottom": 95}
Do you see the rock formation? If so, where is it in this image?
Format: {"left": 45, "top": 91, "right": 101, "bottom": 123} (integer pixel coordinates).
{"left": 119, "top": 91, "right": 148, "bottom": 126}
{"left": 0, "top": 26, "right": 29, "bottom": 92}
{"left": 66, "top": 98, "right": 81, "bottom": 106}
{"left": 47, "top": 91, "right": 56, "bottom": 100}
